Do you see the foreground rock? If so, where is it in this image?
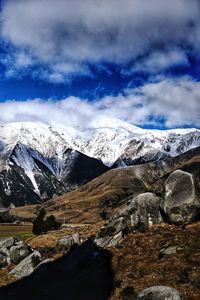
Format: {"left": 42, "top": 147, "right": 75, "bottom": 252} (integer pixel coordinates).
{"left": 138, "top": 286, "right": 182, "bottom": 300}
{"left": 56, "top": 233, "right": 81, "bottom": 253}
{"left": 161, "top": 170, "right": 200, "bottom": 224}
{"left": 0, "top": 240, "right": 113, "bottom": 300}
{"left": 0, "top": 237, "right": 15, "bottom": 249}
{"left": 96, "top": 193, "right": 162, "bottom": 247}
{"left": 0, "top": 237, "right": 31, "bottom": 267}
{"left": 9, "top": 251, "right": 41, "bottom": 279}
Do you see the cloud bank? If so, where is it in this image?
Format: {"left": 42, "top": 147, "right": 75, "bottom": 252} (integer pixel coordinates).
{"left": 1, "top": 0, "right": 200, "bottom": 81}
{"left": 0, "top": 77, "right": 199, "bottom": 129}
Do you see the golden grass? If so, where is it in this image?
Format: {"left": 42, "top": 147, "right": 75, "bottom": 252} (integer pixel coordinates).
{"left": 111, "top": 221, "right": 200, "bottom": 300}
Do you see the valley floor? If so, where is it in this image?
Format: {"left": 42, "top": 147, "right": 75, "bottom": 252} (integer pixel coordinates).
{"left": 0, "top": 224, "right": 33, "bottom": 241}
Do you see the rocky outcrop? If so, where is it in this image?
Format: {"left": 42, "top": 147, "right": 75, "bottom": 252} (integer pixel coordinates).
{"left": 0, "top": 140, "right": 110, "bottom": 208}
{"left": 56, "top": 233, "right": 81, "bottom": 253}
{"left": 96, "top": 193, "right": 162, "bottom": 247}
{"left": 138, "top": 286, "right": 182, "bottom": 300}
{"left": 9, "top": 251, "right": 41, "bottom": 279}
{"left": 0, "top": 237, "right": 31, "bottom": 267}
{"left": 161, "top": 170, "right": 200, "bottom": 224}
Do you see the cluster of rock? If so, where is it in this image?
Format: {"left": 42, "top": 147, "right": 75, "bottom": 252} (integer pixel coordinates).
{"left": 96, "top": 169, "right": 200, "bottom": 248}
{"left": 0, "top": 237, "right": 31, "bottom": 268}
{"left": 0, "top": 233, "right": 82, "bottom": 281}
{"left": 0, "top": 234, "right": 184, "bottom": 299}
{"left": 0, "top": 237, "right": 42, "bottom": 279}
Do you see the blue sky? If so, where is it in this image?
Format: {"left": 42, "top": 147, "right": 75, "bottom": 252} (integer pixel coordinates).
{"left": 0, "top": 0, "right": 200, "bottom": 129}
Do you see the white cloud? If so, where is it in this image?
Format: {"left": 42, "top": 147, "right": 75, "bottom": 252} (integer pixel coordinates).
{"left": 1, "top": 0, "right": 200, "bottom": 79}
{"left": 0, "top": 77, "right": 199, "bottom": 128}
{"left": 122, "top": 49, "right": 189, "bottom": 75}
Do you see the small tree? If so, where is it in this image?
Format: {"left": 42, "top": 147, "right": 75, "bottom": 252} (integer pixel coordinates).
{"left": 44, "top": 215, "right": 61, "bottom": 231}
{"left": 32, "top": 209, "right": 61, "bottom": 235}
{"left": 32, "top": 208, "right": 46, "bottom": 235}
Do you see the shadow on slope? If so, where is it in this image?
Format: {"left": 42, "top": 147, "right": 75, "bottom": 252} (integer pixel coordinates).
{"left": 0, "top": 240, "right": 114, "bottom": 300}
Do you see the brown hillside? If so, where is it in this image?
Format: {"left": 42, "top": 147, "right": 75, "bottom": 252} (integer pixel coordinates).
{"left": 10, "top": 146, "right": 200, "bottom": 224}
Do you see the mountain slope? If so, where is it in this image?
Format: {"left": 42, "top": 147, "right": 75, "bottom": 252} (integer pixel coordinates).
{"left": 0, "top": 121, "right": 200, "bottom": 208}
{"left": 10, "top": 145, "right": 200, "bottom": 223}
{"left": 0, "top": 123, "right": 110, "bottom": 207}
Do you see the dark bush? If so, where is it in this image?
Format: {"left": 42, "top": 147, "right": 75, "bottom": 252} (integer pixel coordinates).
{"left": 32, "top": 209, "right": 61, "bottom": 235}
{"left": 44, "top": 215, "right": 61, "bottom": 231}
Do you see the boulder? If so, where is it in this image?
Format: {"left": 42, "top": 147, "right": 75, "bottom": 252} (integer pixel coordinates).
{"left": 114, "top": 192, "right": 162, "bottom": 228}
{"left": 96, "top": 228, "right": 124, "bottom": 248}
{"left": 96, "top": 193, "right": 162, "bottom": 247}
{"left": 0, "top": 237, "right": 15, "bottom": 249}
{"left": 0, "top": 237, "right": 32, "bottom": 268}
{"left": 138, "top": 286, "right": 181, "bottom": 300}
{"left": 159, "top": 246, "right": 179, "bottom": 257}
{"left": 129, "top": 193, "right": 162, "bottom": 228}
{"left": 9, "top": 251, "right": 41, "bottom": 279}
{"left": 9, "top": 241, "right": 30, "bottom": 264}
{"left": 0, "top": 253, "right": 7, "bottom": 268}
{"left": 56, "top": 233, "right": 81, "bottom": 253}
{"left": 161, "top": 170, "right": 200, "bottom": 224}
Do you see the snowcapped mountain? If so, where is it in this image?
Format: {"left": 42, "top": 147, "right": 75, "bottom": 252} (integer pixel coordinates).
{"left": 0, "top": 122, "right": 109, "bottom": 207}
{"left": 0, "top": 120, "right": 200, "bottom": 207}
{"left": 72, "top": 119, "right": 200, "bottom": 166}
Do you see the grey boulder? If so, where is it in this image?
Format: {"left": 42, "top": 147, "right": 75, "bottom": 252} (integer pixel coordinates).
{"left": 0, "top": 253, "right": 7, "bottom": 267}
{"left": 161, "top": 170, "right": 200, "bottom": 224}
{"left": 9, "top": 251, "right": 41, "bottom": 279}
{"left": 56, "top": 233, "right": 81, "bottom": 253}
{"left": 9, "top": 241, "right": 30, "bottom": 264}
{"left": 127, "top": 192, "right": 162, "bottom": 228}
{"left": 96, "top": 193, "right": 162, "bottom": 247}
{"left": 96, "top": 218, "right": 125, "bottom": 248}
{"left": 0, "top": 237, "right": 15, "bottom": 249}
{"left": 0, "top": 237, "right": 32, "bottom": 268}
{"left": 138, "top": 286, "right": 182, "bottom": 300}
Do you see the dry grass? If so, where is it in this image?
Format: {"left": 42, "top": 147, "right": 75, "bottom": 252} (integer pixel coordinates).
{"left": 28, "top": 221, "right": 105, "bottom": 250}
{"left": 110, "top": 221, "right": 200, "bottom": 300}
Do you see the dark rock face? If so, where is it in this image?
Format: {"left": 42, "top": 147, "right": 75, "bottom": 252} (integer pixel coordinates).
{"left": 138, "top": 286, "right": 182, "bottom": 300}
{"left": 161, "top": 170, "right": 200, "bottom": 224}
{"left": 0, "top": 144, "right": 109, "bottom": 208}
{"left": 0, "top": 164, "right": 42, "bottom": 207}
{"left": 0, "top": 240, "right": 114, "bottom": 300}
{"left": 64, "top": 150, "right": 110, "bottom": 188}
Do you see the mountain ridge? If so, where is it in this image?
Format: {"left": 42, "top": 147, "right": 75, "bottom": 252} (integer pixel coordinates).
{"left": 0, "top": 120, "right": 200, "bottom": 208}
